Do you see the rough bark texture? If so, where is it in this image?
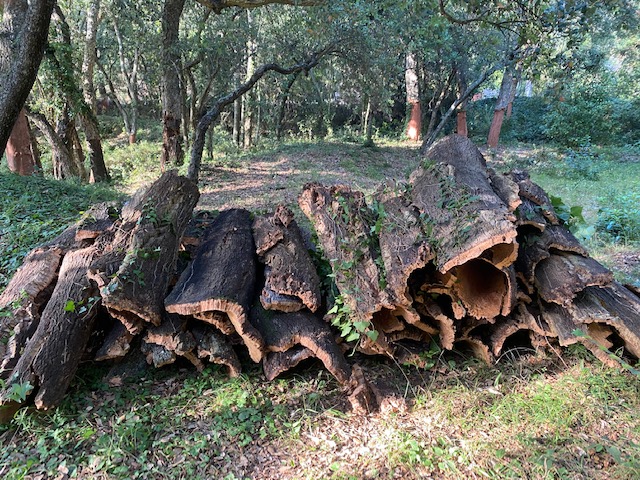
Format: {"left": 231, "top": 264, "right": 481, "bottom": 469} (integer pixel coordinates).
{"left": 534, "top": 253, "right": 613, "bottom": 306}
{"left": 1, "top": 245, "right": 101, "bottom": 414}
{"left": 0, "top": 204, "right": 116, "bottom": 379}
{"left": 376, "top": 192, "right": 434, "bottom": 326}
{"left": 26, "top": 109, "right": 78, "bottom": 180}
{"left": 144, "top": 313, "right": 202, "bottom": 370}
{"left": 251, "top": 306, "right": 351, "bottom": 384}
{"left": 81, "top": 0, "right": 100, "bottom": 113}
{"left": 160, "top": 0, "right": 186, "bottom": 169}
{"left": 299, "top": 183, "right": 394, "bottom": 354}
{"left": 80, "top": 113, "right": 110, "bottom": 182}
{"left": 0, "top": 0, "right": 56, "bottom": 154}
{"left": 191, "top": 323, "right": 241, "bottom": 377}
{"left": 412, "top": 135, "right": 518, "bottom": 274}
{"left": 3, "top": 134, "right": 640, "bottom": 421}
{"left": 165, "top": 209, "right": 265, "bottom": 362}
{"left": 262, "top": 346, "right": 314, "bottom": 381}
{"left": 94, "top": 320, "right": 135, "bottom": 361}
{"left": 253, "top": 205, "right": 321, "bottom": 313}
{"left": 410, "top": 135, "right": 518, "bottom": 319}
{"left": 96, "top": 171, "right": 199, "bottom": 330}
{"left": 487, "top": 66, "right": 514, "bottom": 148}
{"left": 572, "top": 284, "right": 640, "bottom": 359}
{"left": 510, "top": 170, "right": 559, "bottom": 225}
{"left": 516, "top": 223, "right": 591, "bottom": 292}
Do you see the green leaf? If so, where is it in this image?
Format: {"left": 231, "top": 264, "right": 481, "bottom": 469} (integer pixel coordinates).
{"left": 353, "top": 321, "right": 369, "bottom": 332}
{"left": 366, "top": 330, "right": 379, "bottom": 342}
{"left": 9, "top": 381, "right": 33, "bottom": 402}
{"left": 345, "top": 331, "right": 360, "bottom": 342}
{"left": 64, "top": 300, "right": 76, "bottom": 312}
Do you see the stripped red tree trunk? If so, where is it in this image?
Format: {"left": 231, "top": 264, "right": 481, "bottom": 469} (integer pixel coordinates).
{"left": 407, "top": 102, "right": 421, "bottom": 141}
{"left": 456, "top": 110, "right": 467, "bottom": 137}
{"left": 5, "top": 109, "right": 39, "bottom": 175}
{"left": 487, "top": 66, "right": 515, "bottom": 148}
{"left": 455, "top": 68, "right": 468, "bottom": 137}
{"left": 405, "top": 53, "right": 421, "bottom": 141}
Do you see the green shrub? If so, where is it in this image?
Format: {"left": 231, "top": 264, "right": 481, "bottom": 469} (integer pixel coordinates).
{"left": 596, "top": 190, "right": 640, "bottom": 243}
{"left": 543, "top": 78, "right": 640, "bottom": 147}
{"left": 466, "top": 96, "right": 549, "bottom": 144}
{"left": 501, "top": 97, "right": 549, "bottom": 143}
{"left": 562, "top": 142, "right": 601, "bottom": 180}
{"left": 466, "top": 98, "right": 494, "bottom": 142}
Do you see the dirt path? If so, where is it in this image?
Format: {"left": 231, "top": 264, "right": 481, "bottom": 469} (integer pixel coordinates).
{"left": 196, "top": 142, "right": 422, "bottom": 214}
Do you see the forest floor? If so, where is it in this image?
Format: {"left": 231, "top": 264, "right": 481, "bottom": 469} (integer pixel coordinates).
{"left": 1, "top": 137, "right": 639, "bottom": 479}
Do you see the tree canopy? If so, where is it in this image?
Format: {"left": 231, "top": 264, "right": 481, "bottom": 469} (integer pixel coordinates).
{"left": 0, "top": 0, "right": 638, "bottom": 180}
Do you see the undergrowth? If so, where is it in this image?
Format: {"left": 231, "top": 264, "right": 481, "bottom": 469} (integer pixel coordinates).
{"left": 0, "top": 351, "right": 638, "bottom": 479}
{"left": 0, "top": 170, "right": 121, "bottom": 291}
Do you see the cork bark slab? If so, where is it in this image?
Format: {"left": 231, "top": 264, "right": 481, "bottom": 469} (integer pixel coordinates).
{"left": 410, "top": 135, "right": 518, "bottom": 274}
{"left": 251, "top": 306, "right": 351, "bottom": 385}
{"left": 165, "top": 208, "right": 265, "bottom": 363}
{"left": 253, "top": 205, "right": 321, "bottom": 313}
{"left": 99, "top": 171, "right": 199, "bottom": 328}
{"left": 535, "top": 253, "right": 613, "bottom": 306}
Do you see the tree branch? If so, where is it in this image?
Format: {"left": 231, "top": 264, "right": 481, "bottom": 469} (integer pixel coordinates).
{"left": 187, "top": 44, "right": 335, "bottom": 182}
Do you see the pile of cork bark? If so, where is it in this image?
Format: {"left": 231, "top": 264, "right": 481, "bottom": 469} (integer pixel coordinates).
{"left": 1, "top": 135, "right": 638, "bottom": 421}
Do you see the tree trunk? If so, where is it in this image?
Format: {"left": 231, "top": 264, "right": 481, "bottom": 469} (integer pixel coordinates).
{"left": 187, "top": 48, "right": 332, "bottom": 183}
{"left": 364, "top": 100, "right": 374, "bottom": 146}
{"left": 243, "top": 11, "right": 256, "bottom": 149}
{"left": 50, "top": 5, "right": 110, "bottom": 182}
{"left": 425, "top": 69, "right": 455, "bottom": 140}
{"left": 233, "top": 96, "right": 242, "bottom": 146}
{"left": 5, "top": 109, "right": 38, "bottom": 175}
{"left": 80, "top": 112, "right": 110, "bottom": 182}
{"left": 407, "top": 102, "right": 421, "bottom": 141}
{"left": 0, "top": 0, "right": 56, "bottom": 155}
{"left": 487, "top": 66, "right": 515, "bottom": 148}
{"left": 81, "top": 0, "right": 100, "bottom": 114}
{"left": 276, "top": 72, "right": 298, "bottom": 140}
{"left": 405, "top": 52, "right": 419, "bottom": 140}
{"left": 455, "top": 68, "right": 469, "bottom": 137}
{"left": 111, "top": 16, "right": 140, "bottom": 144}
{"left": 505, "top": 65, "right": 521, "bottom": 120}
{"left": 55, "top": 107, "right": 87, "bottom": 180}
{"left": 26, "top": 109, "right": 77, "bottom": 180}
{"left": 160, "top": 0, "right": 186, "bottom": 170}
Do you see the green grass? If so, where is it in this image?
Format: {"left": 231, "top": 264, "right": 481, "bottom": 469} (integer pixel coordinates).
{"left": 0, "top": 169, "right": 121, "bottom": 290}
{"left": 1, "top": 352, "right": 638, "bottom": 479}
{"left": 0, "top": 363, "right": 341, "bottom": 479}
